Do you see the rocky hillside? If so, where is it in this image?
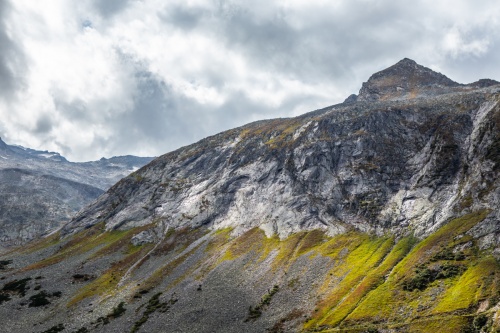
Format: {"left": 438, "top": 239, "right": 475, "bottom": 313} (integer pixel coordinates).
{"left": 0, "top": 140, "right": 153, "bottom": 247}
{"left": 66, "top": 59, "right": 500, "bottom": 242}
{"left": 0, "top": 59, "right": 499, "bottom": 333}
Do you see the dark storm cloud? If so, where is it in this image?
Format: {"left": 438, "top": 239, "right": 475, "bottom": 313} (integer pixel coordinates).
{"left": 103, "top": 68, "right": 320, "bottom": 158}
{"left": 160, "top": 5, "right": 207, "bottom": 31}
{"left": 53, "top": 99, "right": 88, "bottom": 122}
{"left": 3, "top": 0, "right": 500, "bottom": 161}
{"left": 0, "top": 1, "right": 24, "bottom": 99}
{"left": 34, "top": 116, "right": 53, "bottom": 134}
{"left": 158, "top": 1, "right": 429, "bottom": 90}
{"left": 214, "top": 2, "right": 425, "bottom": 84}
{"left": 106, "top": 71, "right": 206, "bottom": 155}
{"left": 92, "top": 0, "right": 132, "bottom": 17}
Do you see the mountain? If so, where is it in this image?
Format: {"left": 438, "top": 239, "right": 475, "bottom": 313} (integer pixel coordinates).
{"left": 0, "top": 59, "right": 499, "bottom": 333}
{"left": 0, "top": 140, "right": 153, "bottom": 247}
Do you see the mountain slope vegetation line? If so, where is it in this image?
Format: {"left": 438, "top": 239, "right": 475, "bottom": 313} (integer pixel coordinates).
{"left": 0, "top": 59, "right": 499, "bottom": 332}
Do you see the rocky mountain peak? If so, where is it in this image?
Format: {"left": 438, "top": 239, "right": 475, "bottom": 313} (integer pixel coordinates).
{"left": 1, "top": 61, "right": 500, "bottom": 333}
{"left": 356, "top": 58, "right": 459, "bottom": 102}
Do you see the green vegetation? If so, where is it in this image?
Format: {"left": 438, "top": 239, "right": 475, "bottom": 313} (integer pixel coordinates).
{"left": 27, "top": 290, "right": 62, "bottom": 307}
{"left": 28, "top": 291, "right": 51, "bottom": 307}
{"left": 1, "top": 277, "right": 32, "bottom": 297}
{"left": 17, "top": 232, "right": 61, "bottom": 255}
{"left": 41, "top": 324, "right": 64, "bottom": 333}
{"left": 245, "top": 285, "right": 280, "bottom": 321}
{"left": 433, "top": 256, "right": 500, "bottom": 313}
{"left": 0, "top": 259, "right": 12, "bottom": 270}
{"left": 402, "top": 263, "right": 465, "bottom": 291}
{"left": 72, "top": 274, "right": 93, "bottom": 282}
{"left": 24, "top": 223, "right": 152, "bottom": 272}
{"left": 131, "top": 293, "right": 178, "bottom": 333}
{"left": 90, "top": 301, "right": 127, "bottom": 329}
{"left": 110, "top": 301, "right": 127, "bottom": 318}
{"left": 2, "top": 209, "right": 496, "bottom": 333}
{"left": 71, "top": 328, "right": 89, "bottom": 333}
{"left": 69, "top": 245, "right": 151, "bottom": 306}
{"left": 305, "top": 235, "right": 408, "bottom": 329}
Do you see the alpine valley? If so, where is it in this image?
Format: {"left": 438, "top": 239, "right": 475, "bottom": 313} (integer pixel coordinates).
{"left": 1, "top": 59, "right": 499, "bottom": 333}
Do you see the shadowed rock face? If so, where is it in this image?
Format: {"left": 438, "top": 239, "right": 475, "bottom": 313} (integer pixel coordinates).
{"left": 0, "top": 140, "right": 153, "bottom": 247}
{"left": 0, "top": 59, "right": 499, "bottom": 333}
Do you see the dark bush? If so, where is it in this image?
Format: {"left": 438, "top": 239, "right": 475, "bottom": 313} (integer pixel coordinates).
{"left": 402, "top": 264, "right": 464, "bottom": 291}
{"left": 0, "top": 293, "right": 11, "bottom": 304}
{"left": 2, "top": 277, "right": 32, "bottom": 296}
{"left": 245, "top": 285, "right": 280, "bottom": 321}
{"left": 473, "top": 314, "right": 488, "bottom": 329}
{"left": 109, "top": 302, "right": 126, "bottom": 318}
{"left": 28, "top": 291, "right": 51, "bottom": 307}
{"left": 41, "top": 324, "right": 64, "bottom": 333}
{"left": 72, "top": 328, "right": 89, "bottom": 333}
{"left": 131, "top": 293, "right": 178, "bottom": 333}
{"left": 0, "top": 260, "right": 12, "bottom": 270}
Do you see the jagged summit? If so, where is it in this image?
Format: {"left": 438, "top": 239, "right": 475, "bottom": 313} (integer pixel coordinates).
{"left": 343, "top": 58, "right": 499, "bottom": 104}
{"left": 1, "top": 60, "right": 500, "bottom": 333}
{"left": 355, "top": 58, "right": 459, "bottom": 102}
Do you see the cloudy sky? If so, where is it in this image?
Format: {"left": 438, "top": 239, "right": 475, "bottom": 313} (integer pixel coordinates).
{"left": 0, "top": 0, "right": 499, "bottom": 161}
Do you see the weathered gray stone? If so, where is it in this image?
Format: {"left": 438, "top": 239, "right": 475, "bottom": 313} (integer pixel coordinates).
{"left": 62, "top": 59, "right": 500, "bottom": 245}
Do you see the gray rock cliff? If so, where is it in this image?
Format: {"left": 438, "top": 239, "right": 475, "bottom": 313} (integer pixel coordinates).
{"left": 64, "top": 59, "right": 500, "bottom": 245}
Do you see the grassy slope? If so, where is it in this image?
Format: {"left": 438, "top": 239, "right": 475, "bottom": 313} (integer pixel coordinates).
{"left": 1, "top": 210, "right": 499, "bottom": 333}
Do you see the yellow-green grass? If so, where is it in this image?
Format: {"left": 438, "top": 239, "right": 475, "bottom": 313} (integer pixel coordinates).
{"left": 141, "top": 244, "right": 204, "bottom": 292}
{"left": 1, "top": 232, "right": 63, "bottom": 258}
{"left": 405, "top": 315, "right": 470, "bottom": 333}
{"left": 317, "top": 211, "right": 493, "bottom": 331}
{"left": 89, "top": 224, "right": 152, "bottom": 259}
{"left": 217, "top": 228, "right": 334, "bottom": 274}
{"left": 152, "top": 227, "right": 207, "bottom": 256}
{"left": 331, "top": 236, "right": 415, "bottom": 328}
{"left": 310, "top": 314, "right": 469, "bottom": 333}
{"left": 304, "top": 235, "right": 395, "bottom": 329}
{"left": 68, "top": 245, "right": 153, "bottom": 306}
{"left": 390, "top": 210, "right": 490, "bottom": 281}
{"left": 217, "top": 228, "right": 279, "bottom": 262}
{"left": 433, "top": 256, "right": 500, "bottom": 313}
{"left": 23, "top": 223, "right": 148, "bottom": 271}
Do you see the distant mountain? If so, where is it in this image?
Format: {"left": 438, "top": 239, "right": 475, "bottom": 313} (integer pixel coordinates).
{"left": 0, "top": 139, "right": 153, "bottom": 247}
{"left": 0, "top": 59, "right": 499, "bottom": 333}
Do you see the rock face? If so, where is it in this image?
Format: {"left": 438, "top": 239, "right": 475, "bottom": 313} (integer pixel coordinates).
{"left": 0, "top": 59, "right": 499, "bottom": 333}
{"left": 65, "top": 59, "right": 499, "bottom": 246}
{"left": 355, "top": 58, "right": 498, "bottom": 102}
{"left": 0, "top": 140, "right": 153, "bottom": 247}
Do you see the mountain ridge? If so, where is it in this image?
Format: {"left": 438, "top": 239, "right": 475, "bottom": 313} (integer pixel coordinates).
{"left": 0, "top": 138, "right": 153, "bottom": 247}
{"left": 63, "top": 74, "right": 500, "bottom": 241}
{"left": 0, "top": 59, "right": 499, "bottom": 333}
{"left": 352, "top": 58, "right": 499, "bottom": 102}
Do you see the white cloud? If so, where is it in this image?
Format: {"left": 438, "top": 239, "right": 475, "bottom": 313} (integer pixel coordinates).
{"left": 0, "top": 0, "right": 500, "bottom": 161}
{"left": 442, "top": 28, "right": 490, "bottom": 58}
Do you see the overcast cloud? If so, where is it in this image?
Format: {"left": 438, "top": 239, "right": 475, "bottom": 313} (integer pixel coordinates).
{"left": 0, "top": 0, "right": 499, "bottom": 161}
